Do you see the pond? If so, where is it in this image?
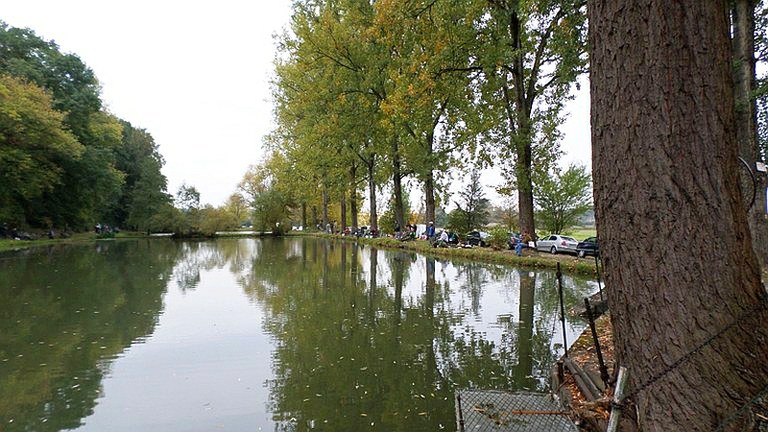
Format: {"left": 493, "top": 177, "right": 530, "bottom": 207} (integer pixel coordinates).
{"left": 0, "top": 238, "right": 597, "bottom": 431}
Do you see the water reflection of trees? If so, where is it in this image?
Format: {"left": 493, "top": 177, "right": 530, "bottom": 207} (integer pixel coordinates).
{"left": 238, "top": 239, "right": 593, "bottom": 431}
{"left": 169, "top": 239, "right": 262, "bottom": 291}
{"left": 0, "top": 240, "right": 180, "bottom": 431}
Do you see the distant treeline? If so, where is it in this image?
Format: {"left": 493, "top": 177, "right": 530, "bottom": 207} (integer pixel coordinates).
{"left": 0, "top": 21, "right": 172, "bottom": 232}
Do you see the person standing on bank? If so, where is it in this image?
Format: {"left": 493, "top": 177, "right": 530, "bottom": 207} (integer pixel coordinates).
{"left": 426, "top": 221, "right": 436, "bottom": 241}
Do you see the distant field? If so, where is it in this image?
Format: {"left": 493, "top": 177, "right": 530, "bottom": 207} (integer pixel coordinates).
{"left": 562, "top": 227, "right": 596, "bottom": 240}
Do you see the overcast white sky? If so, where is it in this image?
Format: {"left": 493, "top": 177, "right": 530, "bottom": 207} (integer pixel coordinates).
{"left": 3, "top": 1, "right": 591, "bottom": 207}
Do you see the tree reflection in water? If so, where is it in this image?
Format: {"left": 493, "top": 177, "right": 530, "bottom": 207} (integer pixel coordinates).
{"left": 0, "top": 238, "right": 593, "bottom": 432}
{"left": 0, "top": 240, "right": 179, "bottom": 431}
{"left": 239, "top": 238, "right": 591, "bottom": 431}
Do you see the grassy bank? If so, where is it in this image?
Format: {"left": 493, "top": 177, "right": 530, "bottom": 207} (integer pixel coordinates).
{"left": 0, "top": 231, "right": 149, "bottom": 252}
{"left": 302, "top": 232, "right": 601, "bottom": 278}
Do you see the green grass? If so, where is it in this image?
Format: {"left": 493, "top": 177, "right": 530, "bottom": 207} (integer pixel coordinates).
{"left": 0, "top": 231, "right": 149, "bottom": 252}
{"left": 560, "top": 227, "right": 597, "bottom": 240}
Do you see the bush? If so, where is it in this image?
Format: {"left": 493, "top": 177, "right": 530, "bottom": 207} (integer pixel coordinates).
{"left": 488, "top": 227, "right": 510, "bottom": 250}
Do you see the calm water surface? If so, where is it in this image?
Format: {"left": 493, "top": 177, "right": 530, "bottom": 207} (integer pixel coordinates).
{"left": 0, "top": 238, "right": 596, "bottom": 431}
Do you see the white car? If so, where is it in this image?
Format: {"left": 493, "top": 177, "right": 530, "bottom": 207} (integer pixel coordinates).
{"left": 536, "top": 235, "right": 579, "bottom": 255}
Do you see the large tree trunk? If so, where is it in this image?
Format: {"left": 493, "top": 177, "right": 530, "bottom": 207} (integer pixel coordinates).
{"left": 508, "top": 7, "right": 537, "bottom": 242}
{"left": 391, "top": 136, "right": 405, "bottom": 229}
{"left": 350, "top": 164, "right": 358, "bottom": 230}
{"left": 340, "top": 193, "right": 347, "bottom": 233}
{"left": 322, "top": 187, "right": 329, "bottom": 229}
{"left": 367, "top": 156, "right": 378, "bottom": 232}
{"left": 515, "top": 136, "right": 535, "bottom": 241}
{"left": 732, "top": 0, "right": 768, "bottom": 267}
{"left": 589, "top": 1, "right": 768, "bottom": 430}
{"left": 424, "top": 176, "right": 436, "bottom": 224}
{"left": 424, "top": 132, "right": 436, "bottom": 224}
{"left": 301, "top": 202, "right": 307, "bottom": 230}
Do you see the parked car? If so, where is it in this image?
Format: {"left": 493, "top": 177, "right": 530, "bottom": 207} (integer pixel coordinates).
{"left": 465, "top": 230, "right": 489, "bottom": 247}
{"left": 576, "top": 236, "right": 599, "bottom": 258}
{"left": 447, "top": 232, "right": 460, "bottom": 245}
{"left": 536, "top": 234, "right": 579, "bottom": 255}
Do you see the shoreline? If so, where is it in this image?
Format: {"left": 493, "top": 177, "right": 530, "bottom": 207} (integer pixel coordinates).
{"left": 304, "top": 232, "right": 602, "bottom": 278}
{"left": 1, "top": 231, "right": 603, "bottom": 278}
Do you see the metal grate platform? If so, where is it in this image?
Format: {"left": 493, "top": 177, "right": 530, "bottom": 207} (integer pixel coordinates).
{"left": 455, "top": 390, "right": 578, "bottom": 432}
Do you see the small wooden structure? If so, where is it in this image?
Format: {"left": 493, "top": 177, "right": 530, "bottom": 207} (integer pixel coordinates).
{"left": 455, "top": 389, "right": 578, "bottom": 432}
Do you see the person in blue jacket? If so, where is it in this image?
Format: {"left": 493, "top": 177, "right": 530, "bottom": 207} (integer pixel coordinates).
{"left": 425, "top": 221, "right": 435, "bottom": 241}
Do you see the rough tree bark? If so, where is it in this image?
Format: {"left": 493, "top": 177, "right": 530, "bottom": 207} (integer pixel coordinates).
{"left": 423, "top": 126, "right": 436, "bottom": 225}
{"left": 367, "top": 154, "right": 378, "bottom": 231}
{"left": 349, "top": 164, "right": 358, "bottom": 230}
{"left": 391, "top": 136, "right": 405, "bottom": 229}
{"left": 515, "top": 126, "right": 536, "bottom": 241}
{"left": 732, "top": 0, "right": 768, "bottom": 267}
{"left": 589, "top": 1, "right": 768, "bottom": 430}
{"left": 424, "top": 175, "right": 436, "bottom": 224}
{"left": 321, "top": 188, "right": 329, "bottom": 229}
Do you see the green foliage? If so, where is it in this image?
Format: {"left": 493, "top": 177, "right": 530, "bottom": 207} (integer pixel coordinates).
{"left": 464, "top": 0, "right": 588, "bottom": 236}
{"left": 175, "top": 184, "right": 201, "bottom": 213}
{"left": 198, "top": 205, "right": 238, "bottom": 235}
{"left": 0, "top": 74, "right": 83, "bottom": 225}
{"left": 533, "top": 164, "right": 592, "bottom": 234}
{"left": 488, "top": 227, "right": 510, "bottom": 250}
{"left": 0, "top": 22, "right": 168, "bottom": 230}
{"left": 148, "top": 204, "right": 188, "bottom": 234}
{"left": 449, "top": 169, "right": 490, "bottom": 234}
{"left": 238, "top": 157, "right": 294, "bottom": 233}
{"left": 251, "top": 188, "right": 292, "bottom": 233}
{"left": 446, "top": 208, "right": 467, "bottom": 234}
{"left": 434, "top": 206, "right": 449, "bottom": 228}
{"left": 378, "top": 189, "right": 413, "bottom": 234}
{"left": 488, "top": 198, "right": 519, "bottom": 231}
{"left": 0, "top": 22, "right": 102, "bottom": 136}
{"left": 114, "top": 121, "right": 171, "bottom": 230}
{"left": 265, "top": 0, "right": 588, "bottom": 238}
{"left": 224, "top": 193, "right": 249, "bottom": 227}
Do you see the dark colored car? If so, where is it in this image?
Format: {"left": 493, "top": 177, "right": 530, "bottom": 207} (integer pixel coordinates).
{"left": 447, "top": 232, "right": 459, "bottom": 245}
{"left": 465, "top": 231, "right": 489, "bottom": 247}
{"left": 576, "top": 236, "right": 599, "bottom": 258}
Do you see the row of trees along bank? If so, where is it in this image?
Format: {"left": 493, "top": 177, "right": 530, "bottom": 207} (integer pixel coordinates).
{"left": 251, "top": 1, "right": 768, "bottom": 431}
{"left": 252, "top": 0, "right": 768, "bottom": 264}
{"left": 259, "top": 0, "right": 588, "bottom": 240}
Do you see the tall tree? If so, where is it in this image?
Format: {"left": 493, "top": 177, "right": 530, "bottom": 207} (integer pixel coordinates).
{"left": 448, "top": 169, "right": 490, "bottom": 233}
{"left": 470, "top": 0, "right": 587, "bottom": 241}
{"left": 373, "top": 0, "right": 475, "bottom": 225}
{"left": 273, "top": 0, "right": 388, "bottom": 231}
{"left": 589, "top": 1, "right": 768, "bottom": 430}
{"left": 533, "top": 164, "right": 591, "bottom": 234}
{"left": 113, "top": 120, "right": 170, "bottom": 230}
